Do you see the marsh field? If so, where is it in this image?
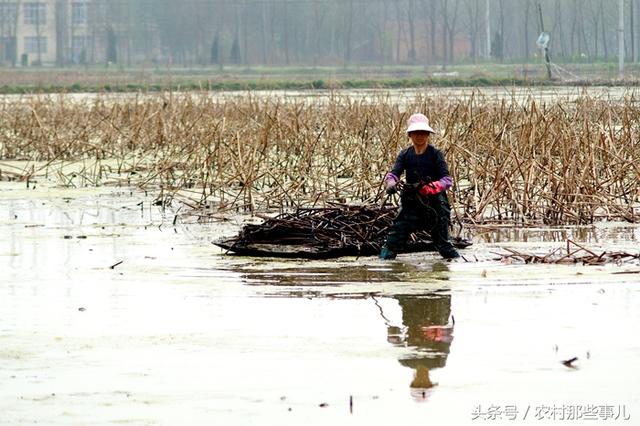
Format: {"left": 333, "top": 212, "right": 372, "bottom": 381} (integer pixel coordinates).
{"left": 1, "top": 87, "right": 640, "bottom": 425}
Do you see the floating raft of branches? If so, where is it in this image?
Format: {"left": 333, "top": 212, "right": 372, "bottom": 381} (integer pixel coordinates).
{"left": 215, "top": 203, "right": 472, "bottom": 259}
{"left": 495, "top": 240, "right": 640, "bottom": 265}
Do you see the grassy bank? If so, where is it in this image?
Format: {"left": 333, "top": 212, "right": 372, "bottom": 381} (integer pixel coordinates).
{"left": 0, "top": 77, "right": 535, "bottom": 94}
{"left": 1, "top": 62, "right": 639, "bottom": 94}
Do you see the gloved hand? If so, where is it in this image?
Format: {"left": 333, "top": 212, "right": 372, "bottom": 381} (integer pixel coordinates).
{"left": 385, "top": 182, "right": 398, "bottom": 195}
{"left": 384, "top": 173, "right": 399, "bottom": 195}
{"left": 418, "top": 181, "right": 443, "bottom": 197}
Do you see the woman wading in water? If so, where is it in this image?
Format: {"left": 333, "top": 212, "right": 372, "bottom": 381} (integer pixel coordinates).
{"left": 380, "top": 113, "right": 460, "bottom": 260}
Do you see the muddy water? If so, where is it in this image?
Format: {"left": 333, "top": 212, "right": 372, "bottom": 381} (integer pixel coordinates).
{"left": 1, "top": 182, "right": 639, "bottom": 425}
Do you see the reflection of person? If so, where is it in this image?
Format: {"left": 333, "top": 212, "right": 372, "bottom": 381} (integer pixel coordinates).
{"left": 389, "top": 291, "right": 453, "bottom": 397}
{"left": 380, "top": 113, "right": 459, "bottom": 260}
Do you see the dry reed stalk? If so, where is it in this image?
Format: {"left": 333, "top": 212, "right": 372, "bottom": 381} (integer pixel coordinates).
{"left": 496, "top": 239, "right": 640, "bottom": 265}
{"left": 0, "top": 91, "right": 638, "bottom": 225}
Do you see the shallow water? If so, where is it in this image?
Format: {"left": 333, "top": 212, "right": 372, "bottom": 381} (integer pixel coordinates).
{"left": 1, "top": 182, "right": 639, "bottom": 425}
{"left": 2, "top": 85, "right": 639, "bottom": 107}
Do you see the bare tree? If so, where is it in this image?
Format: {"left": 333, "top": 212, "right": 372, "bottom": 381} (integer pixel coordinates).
{"left": 463, "top": 0, "right": 481, "bottom": 63}
{"left": 420, "top": 0, "right": 439, "bottom": 62}
{"left": 371, "top": 0, "right": 389, "bottom": 64}
{"left": 344, "top": 0, "right": 353, "bottom": 65}
{"left": 566, "top": 0, "right": 590, "bottom": 59}
{"left": 523, "top": 0, "right": 531, "bottom": 60}
{"left": 637, "top": 0, "right": 640, "bottom": 62}
{"left": 442, "top": 0, "right": 459, "bottom": 69}
{"left": 446, "top": 0, "right": 460, "bottom": 64}
{"left": 630, "top": 0, "right": 636, "bottom": 62}
{"left": 485, "top": 0, "right": 490, "bottom": 57}
{"left": 489, "top": 0, "right": 505, "bottom": 61}
{"left": 441, "top": 0, "right": 448, "bottom": 67}
{"left": 601, "top": 0, "right": 609, "bottom": 60}
{"left": 229, "top": 2, "right": 241, "bottom": 65}
{"left": 311, "top": 2, "right": 326, "bottom": 66}
{"left": 550, "top": 0, "right": 566, "bottom": 58}
{"left": 394, "top": 0, "right": 406, "bottom": 62}
{"left": 258, "top": 1, "right": 267, "bottom": 65}
{"left": 282, "top": 1, "right": 290, "bottom": 65}
{"left": 242, "top": 1, "right": 250, "bottom": 65}
{"left": 587, "top": 0, "right": 601, "bottom": 59}
{"left": 407, "top": 0, "right": 417, "bottom": 62}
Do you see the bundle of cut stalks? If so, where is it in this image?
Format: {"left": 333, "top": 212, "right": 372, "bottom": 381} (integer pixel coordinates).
{"left": 230, "top": 203, "right": 403, "bottom": 251}
{"left": 495, "top": 240, "right": 640, "bottom": 265}
{"left": 219, "top": 203, "right": 469, "bottom": 258}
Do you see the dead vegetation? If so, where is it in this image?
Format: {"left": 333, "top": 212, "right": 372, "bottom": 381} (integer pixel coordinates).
{"left": 1, "top": 91, "right": 638, "bottom": 225}
{"left": 495, "top": 240, "right": 640, "bottom": 265}
{"left": 217, "top": 203, "right": 471, "bottom": 258}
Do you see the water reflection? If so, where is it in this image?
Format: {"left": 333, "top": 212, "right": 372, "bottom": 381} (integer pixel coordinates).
{"left": 375, "top": 263, "right": 453, "bottom": 401}
{"left": 394, "top": 292, "right": 452, "bottom": 398}
{"left": 236, "top": 260, "right": 441, "bottom": 289}
{"left": 234, "top": 259, "right": 454, "bottom": 402}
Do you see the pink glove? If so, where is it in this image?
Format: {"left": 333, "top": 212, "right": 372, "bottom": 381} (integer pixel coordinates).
{"left": 418, "top": 181, "right": 444, "bottom": 197}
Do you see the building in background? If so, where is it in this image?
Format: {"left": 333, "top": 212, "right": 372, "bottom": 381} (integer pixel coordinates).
{"left": 0, "top": 1, "right": 635, "bottom": 69}
{"left": 0, "top": 0, "right": 105, "bottom": 66}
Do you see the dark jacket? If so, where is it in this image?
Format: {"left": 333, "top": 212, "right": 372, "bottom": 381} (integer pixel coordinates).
{"left": 390, "top": 145, "right": 450, "bottom": 185}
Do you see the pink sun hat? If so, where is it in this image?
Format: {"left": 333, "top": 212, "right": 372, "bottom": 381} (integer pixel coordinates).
{"left": 406, "top": 113, "right": 435, "bottom": 134}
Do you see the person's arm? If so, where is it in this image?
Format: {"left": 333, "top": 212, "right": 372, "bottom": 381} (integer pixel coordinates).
{"left": 384, "top": 149, "right": 406, "bottom": 191}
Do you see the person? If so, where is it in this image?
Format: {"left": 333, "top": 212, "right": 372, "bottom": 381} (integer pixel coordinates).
{"left": 379, "top": 113, "right": 460, "bottom": 260}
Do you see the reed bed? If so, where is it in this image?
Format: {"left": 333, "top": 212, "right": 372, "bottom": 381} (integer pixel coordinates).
{"left": 1, "top": 91, "right": 638, "bottom": 225}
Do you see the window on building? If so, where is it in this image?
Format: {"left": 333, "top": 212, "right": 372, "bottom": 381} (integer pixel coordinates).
{"left": 72, "top": 36, "right": 89, "bottom": 51}
{"left": 71, "top": 2, "right": 88, "bottom": 26}
{"left": 24, "top": 36, "right": 47, "bottom": 54}
{"left": 23, "top": 2, "right": 46, "bottom": 26}
{"left": 71, "top": 36, "right": 90, "bottom": 63}
{"left": 0, "top": 3, "right": 18, "bottom": 25}
{"left": 1, "top": 36, "right": 17, "bottom": 61}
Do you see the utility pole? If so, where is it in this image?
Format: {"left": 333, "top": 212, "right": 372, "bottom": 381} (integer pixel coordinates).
{"left": 537, "top": 3, "right": 551, "bottom": 79}
{"left": 619, "top": 0, "right": 625, "bottom": 76}
{"left": 486, "top": 0, "right": 491, "bottom": 58}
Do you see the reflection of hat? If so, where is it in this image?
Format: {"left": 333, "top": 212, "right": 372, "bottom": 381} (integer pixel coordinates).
{"left": 410, "top": 366, "right": 436, "bottom": 402}
{"left": 410, "top": 387, "right": 434, "bottom": 402}
{"left": 406, "top": 113, "right": 435, "bottom": 134}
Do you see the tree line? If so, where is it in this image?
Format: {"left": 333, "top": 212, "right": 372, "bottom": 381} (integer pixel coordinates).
{"left": 3, "top": 0, "right": 640, "bottom": 67}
